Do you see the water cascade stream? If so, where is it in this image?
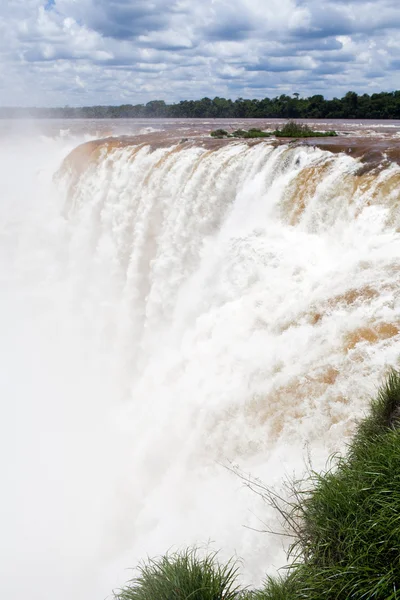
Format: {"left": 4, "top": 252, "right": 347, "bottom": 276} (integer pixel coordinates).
{"left": 1, "top": 129, "right": 400, "bottom": 599}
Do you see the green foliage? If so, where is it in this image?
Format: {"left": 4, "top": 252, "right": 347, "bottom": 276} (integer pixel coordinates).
{"left": 7, "top": 89, "right": 400, "bottom": 118}
{"left": 290, "top": 432, "right": 400, "bottom": 597}
{"left": 231, "top": 128, "right": 271, "bottom": 138}
{"left": 231, "top": 129, "right": 248, "bottom": 137}
{"left": 273, "top": 121, "right": 337, "bottom": 138}
{"left": 114, "top": 549, "right": 242, "bottom": 600}
{"left": 210, "top": 128, "right": 270, "bottom": 139}
{"left": 246, "top": 574, "right": 298, "bottom": 599}
{"left": 351, "top": 369, "right": 400, "bottom": 448}
{"left": 254, "top": 369, "right": 400, "bottom": 599}
{"left": 210, "top": 129, "right": 229, "bottom": 138}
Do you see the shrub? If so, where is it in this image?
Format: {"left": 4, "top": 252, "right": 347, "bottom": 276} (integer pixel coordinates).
{"left": 231, "top": 129, "right": 248, "bottom": 137}
{"left": 273, "top": 121, "right": 337, "bottom": 138}
{"left": 114, "top": 548, "right": 243, "bottom": 600}
{"left": 351, "top": 369, "right": 400, "bottom": 447}
{"left": 232, "top": 129, "right": 271, "bottom": 138}
{"left": 210, "top": 129, "right": 229, "bottom": 138}
{"left": 253, "top": 369, "right": 400, "bottom": 599}
{"left": 210, "top": 128, "right": 271, "bottom": 139}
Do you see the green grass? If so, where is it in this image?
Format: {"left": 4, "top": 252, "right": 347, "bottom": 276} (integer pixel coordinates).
{"left": 288, "top": 432, "right": 400, "bottom": 598}
{"left": 256, "top": 369, "right": 400, "bottom": 599}
{"left": 114, "top": 549, "right": 243, "bottom": 600}
{"left": 273, "top": 121, "right": 337, "bottom": 138}
{"left": 351, "top": 369, "right": 400, "bottom": 447}
{"left": 245, "top": 574, "right": 298, "bottom": 599}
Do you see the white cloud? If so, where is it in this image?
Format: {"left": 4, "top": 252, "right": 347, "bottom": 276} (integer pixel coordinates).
{"left": 0, "top": 0, "right": 400, "bottom": 105}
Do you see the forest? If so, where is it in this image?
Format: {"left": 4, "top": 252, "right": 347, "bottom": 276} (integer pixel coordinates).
{"left": 2, "top": 90, "right": 400, "bottom": 119}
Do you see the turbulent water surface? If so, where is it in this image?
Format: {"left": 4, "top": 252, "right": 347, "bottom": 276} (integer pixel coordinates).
{"left": 1, "top": 119, "right": 400, "bottom": 599}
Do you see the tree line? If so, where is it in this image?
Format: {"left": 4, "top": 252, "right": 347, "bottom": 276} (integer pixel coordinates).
{"left": 3, "top": 91, "right": 400, "bottom": 119}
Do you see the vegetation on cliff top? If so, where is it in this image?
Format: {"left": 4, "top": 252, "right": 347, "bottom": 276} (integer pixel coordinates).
{"left": 263, "top": 370, "right": 400, "bottom": 599}
{"left": 114, "top": 370, "right": 400, "bottom": 599}
{"left": 5, "top": 90, "right": 400, "bottom": 119}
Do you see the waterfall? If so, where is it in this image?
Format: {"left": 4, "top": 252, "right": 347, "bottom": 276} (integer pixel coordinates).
{"left": 2, "top": 129, "right": 400, "bottom": 599}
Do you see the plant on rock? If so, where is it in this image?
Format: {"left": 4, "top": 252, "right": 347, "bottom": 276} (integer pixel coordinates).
{"left": 273, "top": 121, "right": 337, "bottom": 138}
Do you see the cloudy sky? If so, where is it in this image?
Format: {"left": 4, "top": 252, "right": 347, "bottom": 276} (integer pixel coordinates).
{"left": 1, "top": 0, "right": 400, "bottom": 106}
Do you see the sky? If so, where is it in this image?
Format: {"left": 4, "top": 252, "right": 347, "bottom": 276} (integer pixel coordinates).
{"left": 1, "top": 0, "right": 400, "bottom": 106}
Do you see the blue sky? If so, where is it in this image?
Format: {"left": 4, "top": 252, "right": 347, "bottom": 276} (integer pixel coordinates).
{"left": 1, "top": 0, "right": 400, "bottom": 106}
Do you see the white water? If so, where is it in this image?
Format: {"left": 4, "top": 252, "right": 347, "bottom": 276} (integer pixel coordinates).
{"left": 1, "top": 127, "right": 400, "bottom": 599}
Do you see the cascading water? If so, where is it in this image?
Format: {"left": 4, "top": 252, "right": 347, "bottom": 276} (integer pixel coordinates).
{"left": 2, "top": 126, "right": 400, "bottom": 600}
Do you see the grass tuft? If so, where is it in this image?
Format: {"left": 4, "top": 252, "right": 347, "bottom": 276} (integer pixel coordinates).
{"left": 246, "top": 574, "right": 298, "bottom": 599}
{"left": 114, "top": 548, "right": 243, "bottom": 600}
{"left": 252, "top": 369, "right": 400, "bottom": 599}
{"left": 352, "top": 368, "right": 400, "bottom": 443}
